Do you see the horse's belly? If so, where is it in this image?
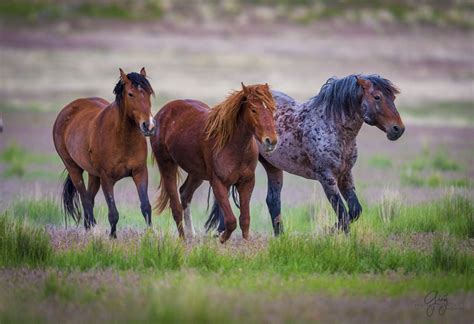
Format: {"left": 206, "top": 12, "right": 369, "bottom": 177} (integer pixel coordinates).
{"left": 259, "top": 135, "right": 317, "bottom": 180}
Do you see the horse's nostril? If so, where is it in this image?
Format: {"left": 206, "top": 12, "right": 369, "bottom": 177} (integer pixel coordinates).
{"left": 392, "top": 125, "right": 400, "bottom": 133}
{"left": 264, "top": 138, "right": 271, "bottom": 144}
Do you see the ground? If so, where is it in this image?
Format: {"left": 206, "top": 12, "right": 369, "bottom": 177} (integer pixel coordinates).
{"left": 0, "top": 19, "right": 473, "bottom": 323}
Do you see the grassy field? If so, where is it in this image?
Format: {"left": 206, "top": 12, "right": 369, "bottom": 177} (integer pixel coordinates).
{"left": 0, "top": 192, "right": 473, "bottom": 322}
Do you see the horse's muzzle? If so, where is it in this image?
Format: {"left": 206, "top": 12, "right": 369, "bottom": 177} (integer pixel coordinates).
{"left": 386, "top": 124, "right": 405, "bottom": 141}
{"left": 141, "top": 128, "right": 156, "bottom": 137}
{"left": 262, "top": 137, "right": 277, "bottom": 152}
{"left": 140, "top": 121, "right": 156, "bottom": 137}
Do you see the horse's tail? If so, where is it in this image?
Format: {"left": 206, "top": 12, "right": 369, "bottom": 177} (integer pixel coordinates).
{"left": 62, "top": 172, "right": 81, "bottom": 224}
{"left": 204, "top": 185, "right": 240, "bottom": 232}
{"left": 155, "top": 168, "right": 182, "bottom": 215}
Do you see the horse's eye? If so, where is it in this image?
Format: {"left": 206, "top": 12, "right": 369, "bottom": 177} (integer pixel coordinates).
{"left": 128, "top": 93, "right": 134, "bottom": 97}
{"left": 251, "top": 109, "right": 257, "bottom": 114}
{"left": 374, "top": 95, "right": 381, "bottom": 101}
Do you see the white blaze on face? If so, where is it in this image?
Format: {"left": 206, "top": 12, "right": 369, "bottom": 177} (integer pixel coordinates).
{"left": 263, "top": 102, "right": 268, "bottom": 110}
{"left": 149, "top": 114, "right": 155, "bottom": 129}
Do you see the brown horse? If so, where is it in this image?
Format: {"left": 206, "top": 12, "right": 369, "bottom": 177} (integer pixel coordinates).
{"left": 151, "top": 83, "right": 278, "bottom": 242}
{"left": 53, "top": 68, "right": 155, "bottom": 238}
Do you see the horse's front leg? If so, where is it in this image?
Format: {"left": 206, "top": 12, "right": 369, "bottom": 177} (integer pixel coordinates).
{"left": 338, "top": 171, "right": 362, "bottom": 223}
{"left": 259, "top": 155, "right": 284, "bottom": 236}
{"left": 236, "top": 175, "right": 255, "bottom": 240}
{"left": 211, "top": 179, "right": 236, "bottom": 243}
{"left": 101, "top": 177, "right": 119, "bottom": 238}
{"left": 132, "top": 167, "right": 152, "bottom": 227}
{"left": 320, "top": 171, "right": 350, "bottom": 233}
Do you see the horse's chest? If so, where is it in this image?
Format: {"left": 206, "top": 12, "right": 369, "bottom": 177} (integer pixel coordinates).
{"left": 214, "top": 151, "right": 257, "bottom": 184}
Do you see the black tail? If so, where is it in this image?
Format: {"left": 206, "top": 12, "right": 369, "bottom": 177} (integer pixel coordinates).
{"left": 62, "top": 173, "right": 81, "bottom": 225}
{"left": 204, "top": 185, "right": 240, "bottom": 232}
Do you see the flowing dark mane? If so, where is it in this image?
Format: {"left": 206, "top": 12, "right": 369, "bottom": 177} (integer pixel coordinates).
{"left": 306, "top": 74, "right": 400, "bottom": 121}
{"left": 113, "top": 72, "right": 154, "bottom": 107}
{"left": 204, "top": 85, "right": 275, "bottom": 151}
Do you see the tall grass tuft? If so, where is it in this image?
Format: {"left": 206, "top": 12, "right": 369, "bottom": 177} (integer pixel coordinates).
{"left": 0, "top": 213, "right": 52, "bottom": 267}
{"left": 382, "top": 193, "right": 474, "bottom": 239}
{"left": 139, "top": 230, "right": 184, "bottom": 270}
{"left": 377, "top": 189, "right": 402, "bottom": 224}
{"left": 431, "top": 238, "right": 472, "bottom": 274}
{"left": 11, "top": 197, "right": 63, "bottom": 225}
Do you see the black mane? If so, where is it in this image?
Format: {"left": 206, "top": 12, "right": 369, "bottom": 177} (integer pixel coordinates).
{"left": 307, "top": 74, "right": 400, "bottom": 120}
{"left": 113, "top": 72, "right": 154, "bottom": 106}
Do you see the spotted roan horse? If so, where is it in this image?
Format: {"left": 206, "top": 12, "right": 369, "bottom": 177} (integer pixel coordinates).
{"left": 207, "top": 74, "right": 404, "bottom": 235}
{"left": 53, "top": 68, "right": 155, "bottom": 238}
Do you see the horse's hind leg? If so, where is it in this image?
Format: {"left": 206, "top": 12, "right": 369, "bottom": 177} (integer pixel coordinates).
{"left": 211, "top": 179, "right": 236, "bottom": 243}
{"left": 160, "top": 162, "right": 185, "bottom": 238}
{"left": 132, "top": 167, "right": 152, "bottom": 227}
{"left": 100, "top": 177, "right": 119, "bottom": 238}
{"left": 179, "top": 175, "right": 203, "bottom": 238}
{"left": 259, "top": 155, "right": 284, "bottom": 236}
{"left": 87, "top": 174, "right": 100, "bottom": 226}
{"left": 66, "top": 165, "right": 95, "bottom": 229}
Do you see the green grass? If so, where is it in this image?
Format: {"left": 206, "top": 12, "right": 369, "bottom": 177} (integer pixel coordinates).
{"left": 368, "top": 154, "right": 393, "bottom": 169}
{"left": 360, "top": 194, "right": 474, "bottom": 239}
{"left": 0, "top": 213, "right": 52, "bottom": 267}
{"left": 0, "top": 0, "right": 163, "bottom": 22}
{"left": 10, "top": 197, "right": 64, "bottom": 225}
{"left": 1, "top": 193, "right": 473, "bottom": 322}
{"left": 1, "top": 269, "right": 473, "bottom": 323}
{"left": 1, "top": 0, "right": 472, "bottom": 28}
{"left": 0, "top": 141, "right": 62, "bottom": 180}
{"left": 1, "top": 206, "right": 473, "bottom": 275}
{"left": 400, "top": 148, "right": 469, "bottom": 188}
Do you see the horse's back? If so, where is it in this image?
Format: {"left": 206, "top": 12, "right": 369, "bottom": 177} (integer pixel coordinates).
{"left": 155, "top": 99, "right": 209, "bottom": 131}
{"left": 54, "top": 97, "right": 109, "bottom": 127}
{"left": 271, "top": 90, "right": 297, "bottom": 108}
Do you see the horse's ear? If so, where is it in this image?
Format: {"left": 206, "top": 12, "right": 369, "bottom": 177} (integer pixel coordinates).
{"left": 356, "top": 76, "right": 372, "bottom": 90}
{"left": 119, "top": 68, "right": 129, "bottom": 82}
{"left": 265, "top": 83, "right": 269, "bottom": 90}
{"left": 241, "top": 82, "right": 250, "bottom": 96}
{"left": 140, "top": 67, "right": 147, "bottom": 77}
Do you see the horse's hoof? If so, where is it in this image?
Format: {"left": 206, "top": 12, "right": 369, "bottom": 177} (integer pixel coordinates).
{"left": 219, "top": 232, "right": 227, "bottom": 244}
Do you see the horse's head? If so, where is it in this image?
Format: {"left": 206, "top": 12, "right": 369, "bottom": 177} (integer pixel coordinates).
{"left": 356, "top": 76, "right": 405, "bottom": 141}
{"left": 115, "top": 68, "right": 155, "bottom": 137}
{"left": 241, "top": 83, "right": 278, "bottom": 152}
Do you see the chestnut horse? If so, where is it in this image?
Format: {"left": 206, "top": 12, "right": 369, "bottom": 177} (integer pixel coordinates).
{"left": 208, "top": 74, "right": 405, "bottom": 235}
{"left": 53, "top": 68, "right": 155, "bottom": 238}
{"left": 151, "top": 83, "right": 278, "bottom": 242}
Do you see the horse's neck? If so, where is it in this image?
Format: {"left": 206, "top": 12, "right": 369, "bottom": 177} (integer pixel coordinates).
{"left": 107, "top": 102, "right": 139, "bottom": 139}
{"left": 226, "top": 114, "right": 254, "bottom": 151}
{"left": 302, "top": 100, "right": 364, "bottom": 141}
